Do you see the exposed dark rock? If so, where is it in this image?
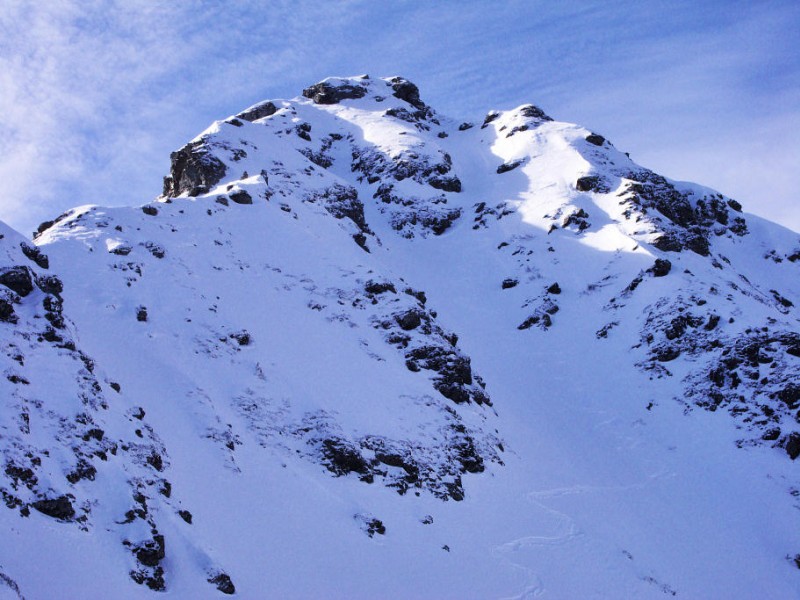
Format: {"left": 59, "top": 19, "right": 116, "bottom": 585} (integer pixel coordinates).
{"left": 777, "top": 384, "right": 800, "bottom": 409}
{"left": 405, "top": 346, "right": 488, "bottom": 405}
{"left": 365, "top": 280, "right": 396, "bottom": 296}
{"left": 32, "top": 496, "right": 74, "bottom": 520}
{"left": 143, "top": 242, "right": 165, "bottom": 259}
{"left": 110, "top": 245, "right": 132, "bottom": 256}
{"left": 353, "top": 145, "right": 460, "bottom": 194}
{"left": 623, "top": 170, "right": 746, "bottom": 256}
{"left": 20, "top": 243, "right": 49, "bottom": 269}
{"left": 648, "top": 259, "right": 672, "bottom": 277}
{"left": 163, "top": 139, "right": 227, "bottom": 197}
{"left": 37, "top": 274, "right": 63, "bottom": 295}
{"left": 208, "top": 572, "right": 236, "bottom": 595}
{"left": 653, "top": 234, "right": 683, "bottom": 253}
{"left": 141, "top": 205, "right": 158, "bottom": 216}
{"left": 786, "top": 433, "right": 800, "bottom": 460}
{"left": 310, "top": 184, "right": 370, "bottom": 234}
{"left": 400, "top": 207, "right": 461, "bottom": 236}
{"left": 136, "top": 306, "right": 148, "bottom": 322}
{"left": 586, "top": 133, "right": 605, "bottom": 146}
{"left": 662, "top": 314, "right": 703, "bottom": 341}
{"left": 365, "top": 518, "right": 385, "bottom": 537}
{"left": 518, "top": 314, "right": 551, "bottom": 330}
{"left": 685, "top": 234, "right": 711, "bottom": 256}
{"left": 135, "top": 535, "right": 165, "bottom": 567}
{"left": 82, "top": 428, "right": 105, "bottom": 442}
{"left": 179, "top": 510, "right": 193, "bottom": 524}
{"left": 0, "top": 267, "right": 34, "bottom": 297}
{"left": 729, "top": 217, "right": 748, "bottom": 236}
{"left": 704, "top": 314, "right": 720, "bottom": 331}
{"left": 497, "top": 159, "right": 523, "bottom": 174}
{"left": 0, "top": 299, "right": 15, "bottom": 323}
{"left": 563, "top": 208, "right": 591, "bottom": 231}
{"left": 230, "top": 331, "right": 251, "bottom": 346}
{"left": 771, "top": 290, "right": 793, "bottom": 308}
{"left": 575, "top": 175, "right": 609, "bottom": 193}
{"left": 321, "top": 438, "right": 370, "bottom": 477}
{"left": 726, "top": 199, "right": 742, "bottom": 212}
{"left": 453, "top": 432, "right": 485, "bottom": 474}
{"left": 519, "top": 104, "right": 552, "bottom": 121}
{"left": 236, "top": 100, "right": 277, "bottom": 122}
{"left": 302, "top": 81, "right": 368, "bottom": 104}
{"left": 502, "top": 278, "right": 518, "bottom": 289}
{"left": 506, "top": 125, "right": 529, "bottom": 137}
{"left": 228, "top": 190, "right": 252, "bottom": 205}
{"left": 458, "top": 122, "right": 474, "bottom": 131}
{"left": 130, "top": 566, "right": 165, "bottom": 591}
{"left": 403, "top": 288, "right": 427, "bottom": 305}
{"left": 387, "top": 77, "right": 427, "bottom": 110}
{"left": 35, "top": 220, "right": 55, "bottom": 238}
{"left": 653, "top": 345, "right": 680, "bottom": 362}
{"left": 762, "top": 428, "right": 781, "bottom": 441}
{"left": 146, "top": 451, "right": 164, "bottom": 472}
{"left": 66, "top": 460, "right": 97, "bottom": 483}
{"left": 5, "top": 463, "right": 36, "bottom": 485}
{"left": 295, "top": 122, "right": 312, "bottom": 141}
{"left": 482, "top": 111, "right": 500, "bottom": 128}
{"left": 396, "top": 309, "right": 423, "bottom": 331}
{"left": 428, "top": 174, "right": 462, "bottom": 193}
{"left": 547, "top": 282, "right": 561, "bottom": 295}
{"left": 353, "top": 233, "right": 369, "bottom": 252}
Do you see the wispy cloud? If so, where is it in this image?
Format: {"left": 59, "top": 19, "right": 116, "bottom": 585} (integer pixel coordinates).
{"left": 0, "top": 0, "right": 797, "bottom": 235}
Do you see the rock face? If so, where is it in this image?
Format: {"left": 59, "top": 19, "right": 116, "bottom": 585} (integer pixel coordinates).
{"left": 162, "top": 139, "right": 227, "bottom": 197}
{"left": 2, "top": 76, "right": 799, "bottom": 599}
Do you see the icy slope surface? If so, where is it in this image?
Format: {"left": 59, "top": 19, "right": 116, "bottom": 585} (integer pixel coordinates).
{"left": 1, "top": 75, "right": 798, "bottom": 598}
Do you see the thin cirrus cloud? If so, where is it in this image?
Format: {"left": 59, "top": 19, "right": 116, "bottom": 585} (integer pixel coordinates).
{"left": 0, "top": 0, "right": 797, "bottom": 236}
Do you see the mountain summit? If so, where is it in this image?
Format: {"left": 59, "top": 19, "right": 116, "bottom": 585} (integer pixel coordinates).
{"left": 2, "top": 75, "right": 799, "bottom": 598}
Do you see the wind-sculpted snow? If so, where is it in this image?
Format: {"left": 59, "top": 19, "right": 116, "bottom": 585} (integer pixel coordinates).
{"left": 1, "top": 75, "right": 799, "bottom": 598}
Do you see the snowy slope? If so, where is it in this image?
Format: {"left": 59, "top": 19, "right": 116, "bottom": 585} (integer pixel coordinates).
{"left": 2, "top": 75, "right": 799, "bottom": 598}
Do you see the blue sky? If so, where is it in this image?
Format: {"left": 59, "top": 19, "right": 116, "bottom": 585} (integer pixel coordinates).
{"left": 1, "top": 0, "right": 798, "bottom": 235}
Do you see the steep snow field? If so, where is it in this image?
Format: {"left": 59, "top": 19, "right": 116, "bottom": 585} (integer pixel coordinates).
{"left": 1, "top": 76, "right": 798, "bottom": 598}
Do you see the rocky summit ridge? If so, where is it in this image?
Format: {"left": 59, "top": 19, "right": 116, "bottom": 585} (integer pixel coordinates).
{"left": 2, "top": 75, "right": 799, "bottom": 598}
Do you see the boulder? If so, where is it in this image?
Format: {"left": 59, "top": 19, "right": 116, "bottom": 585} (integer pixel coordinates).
{"left": 229, "top": 190, "right": 253, "bottom": 205}
{"left": 387, "top": 77, "right": 426, "bottom": 110}
{"left": 786, "top": 432, "right": 800, "bottom": 460}
{"left": 163, "top": 139, "right": 227, "bottom": 197}
{"left": 236, "top": 100, "right": 277, "bottom": 122}
{"left": 586, "top": 133, "right": 605, "bottom": 146}
{"left": 208, "top": 573, "right": 236, "bottom": 595}
{"left": 501, "top": 278, "right": 518, "bottom": 289}
{"left": 497, "top": 159, "right": 523, "bottom": 174}
{"left": 32, "top": 496, "right": 74, "bottom": 520}
{"left": 649, "top": 259, "right": 672, "bottom": 277}
{"left": 0, "top": 267, "right": 34, "bottom": 296}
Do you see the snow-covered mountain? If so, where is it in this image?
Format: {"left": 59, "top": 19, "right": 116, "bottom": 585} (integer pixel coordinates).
{"left": 2, "top": 75, "right": 799, "bottom": 598}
